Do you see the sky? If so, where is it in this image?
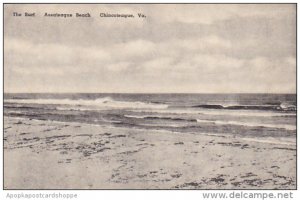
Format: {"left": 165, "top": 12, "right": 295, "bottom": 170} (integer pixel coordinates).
{"left": 4, "top": 4, "right": 296, "bottom": 93}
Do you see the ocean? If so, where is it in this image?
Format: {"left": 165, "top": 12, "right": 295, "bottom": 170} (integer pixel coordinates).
{"left": 4, "top": 93, "right": 297, "bottom": 143}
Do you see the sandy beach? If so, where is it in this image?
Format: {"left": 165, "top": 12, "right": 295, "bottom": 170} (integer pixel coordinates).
{"left": 4, "top": 116, "right": 296, "bottom": 189}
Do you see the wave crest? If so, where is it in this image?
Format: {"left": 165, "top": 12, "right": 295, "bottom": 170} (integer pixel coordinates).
{"left": 4, "top": 97, "right": 169, "bottom": 110}
{"left": 192, "top": 103, "right": 296, "bottom": 111}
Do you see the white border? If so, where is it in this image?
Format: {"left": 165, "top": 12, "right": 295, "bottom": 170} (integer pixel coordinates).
{"left": 0, "top": 1, "right": 298, "bottom": 200}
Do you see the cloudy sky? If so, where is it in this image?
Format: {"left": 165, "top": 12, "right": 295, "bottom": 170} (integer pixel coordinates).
{"left": 4, "top": 4, "right": 296, "bottom": 93}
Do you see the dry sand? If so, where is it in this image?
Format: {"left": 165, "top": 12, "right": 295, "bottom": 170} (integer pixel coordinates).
{"left": 4, "top": 116, "right": 296, "bottom": 189}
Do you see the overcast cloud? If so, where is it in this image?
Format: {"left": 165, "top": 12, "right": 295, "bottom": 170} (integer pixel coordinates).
{"left": 4, "top": 4, "right": 296, "bottom": 93}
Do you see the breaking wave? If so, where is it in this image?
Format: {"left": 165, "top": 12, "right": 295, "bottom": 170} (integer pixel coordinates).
{"left": 192, "top": 103, "right": 296, "bottom": 111}
{"left": 4, "top": 97, "right": 169, "bottom": 110}
{"left": 124, "top": 115, "right": 296, "bottom": 131}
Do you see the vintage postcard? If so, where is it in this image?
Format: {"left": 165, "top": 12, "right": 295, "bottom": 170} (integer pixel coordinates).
{"left": 3, "top": 4, "right": 296, "bottom": 189}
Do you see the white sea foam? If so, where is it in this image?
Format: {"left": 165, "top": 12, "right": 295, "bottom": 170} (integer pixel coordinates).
{"left": 5, "top": 97, "right": 168, "bottom": 110}
{"left": 137, "top": 108, "right": 295, "bottom": 117}
{"left": 198, "top": 109, "right": 296, "bottom": 117}
{"left": 196, "top": 119, "right": 296, "bottom": 131}
{"left": 124, "top": 114, "right": 296, "bottom": 131}
{"left": 280, "top": 102, "right": 296, "bottom": 111}
{"left": 125, "top": 114, "right": 296, "bottom": 131}
{"left": 124, "top": 115, "right": 146, "bottom": 119}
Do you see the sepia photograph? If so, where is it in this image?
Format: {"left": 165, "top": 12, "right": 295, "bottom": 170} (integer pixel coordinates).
{"left": 3, "top": 3, "right": 296, "bottom": 190}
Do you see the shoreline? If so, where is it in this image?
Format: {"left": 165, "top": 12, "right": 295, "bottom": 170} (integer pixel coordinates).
{"left": 6, "top": 116, "right": 296, "bottom": 146}
{"left": 4, "top": 116, "right": 296, "bottom": 189}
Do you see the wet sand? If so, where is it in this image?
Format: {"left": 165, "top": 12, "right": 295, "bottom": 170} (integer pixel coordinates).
{"left": 4, "top": 116, "right": 296, "bottom": 189}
